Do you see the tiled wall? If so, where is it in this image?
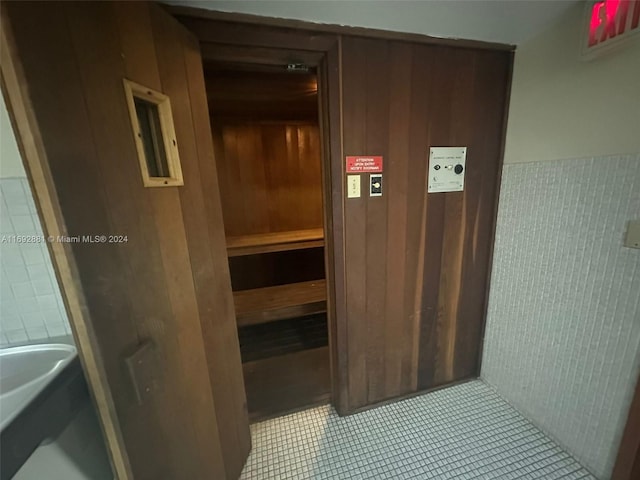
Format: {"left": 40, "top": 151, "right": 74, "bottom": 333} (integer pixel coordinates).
{"left": 0, "top": 177, "right": 71, "bottom": 345}
{"left": 481, "top": 154, "right": 640, "bottom": 479}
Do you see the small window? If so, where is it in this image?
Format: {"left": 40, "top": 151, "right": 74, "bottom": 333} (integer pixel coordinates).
{"left": 123, "top": 79, "right": 183, "bottom": 187}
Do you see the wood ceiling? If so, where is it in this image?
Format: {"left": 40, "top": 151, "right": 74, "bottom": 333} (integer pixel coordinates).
{"left": 204, "top": 64, "right": 318, "bottom": 123}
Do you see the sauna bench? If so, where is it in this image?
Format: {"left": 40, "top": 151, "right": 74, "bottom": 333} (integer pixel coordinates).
{"left": 226, "top": 228, "right": 324, "bottom": 257}
{"left": 233, "top": 279, "right": 327, "bottom": 327}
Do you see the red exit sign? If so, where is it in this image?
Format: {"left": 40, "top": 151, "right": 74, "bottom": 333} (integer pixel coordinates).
{"left": 584, "top": 0, "right": 640, "bottom": 58}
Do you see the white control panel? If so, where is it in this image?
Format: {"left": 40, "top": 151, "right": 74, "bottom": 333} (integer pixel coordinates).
{"left": 428, "top": 147, "right": 467, "bottom": 193}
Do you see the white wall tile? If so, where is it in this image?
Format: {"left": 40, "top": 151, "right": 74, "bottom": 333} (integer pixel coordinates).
{"left": 1, "top": 245, "right": 23, "bottom": 266}
{"left": 45, "top": 322, "right": 68, "bottom": 338}
{"left": 6, "top": 329, "right": 29, "bottom": 343}
{"left": 3, "top": 314, "right": 24, "bottom": 330}
{"left": 0, "top": 217, "right": 14, "bottom": 233}
{"left": 7, "top": 203, "right": 31, "bottom": 216}
{"left": 0, "top": 177, "right": 71, "bottom": 346}
{"left": 4, "top": 265, "right": 29, "bottom": 282}
{"left": 27, "top": 263, "right": 49, "bottom": 280}
{"left": 0, "top": 283, "right": 14, "bottom": 300}
{"left": 18, "top": 300, "right": 41, "bottom": 314}
{"left": 482, "top": 154, "right": 640, "bottom": 480}
{"left": 20, "top": 311, "right": 45, "bottom": 328}
{"left": 0, "top": 179, "right": 26, "bottom": 198}
{"left": 11, "top": 282, "right": 35, "bottom": 299}
{"left": 1, "top": 302, "right": 18, "bottom": 317}
{"left": 21, "top": 246, "right": 45, "bottom": 265}
{"left": 11, "top": 215, "right": 36, "bottom": 233}
{"left": 26, "top": 326, "right": 49, "bottom": 341}
{"left": 32, "top": 278, "right": 53, "bottom": 295}
{"left": 36, "top": 294, "right": 59, "bottom": 311}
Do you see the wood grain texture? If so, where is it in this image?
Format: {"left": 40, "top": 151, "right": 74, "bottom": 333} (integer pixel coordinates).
{"left": 242, "top": 346, "right": 331, "bottom": 422}
{"left": 612, "top": 374, "right": 640, "bottom": 480}
{"left": 226, "top": 228, "right": 324, "bottom": 256}
{"left": 234, "top": 280, "right": 327, "bottom": 326}
{"left": 205, "top": 67, "right": 318, "bottom": 122}
{"left": 176, "top": 16, "right": 337, "bottom": 52}
{"left": 342, "top": 37, "right": 369, "bottom": 410}
{"left": 319, "top": 38, "right": 349, "bottom": 415}
{"left": 2, "top": 2, "right": 249, "bottom": 478}
{"left": 228, "top": 247, "right": 325, "bottom": 291}
{"left": 174, "top": 12, "right": 350, "bottom": 416}
{"left": 341, "top": 36, "right": 511, "bottom": 410}
{"left": 0, "top": 4, "right": 132, "bottom": 477}
{"left": 384, "top": 41, "right": 412, "bottom": 397}
{"left": 213, "top": 123, "right": 323, "bottom": 237}
{"left": 150, "top": 6, "right": 252, "bottom": 477}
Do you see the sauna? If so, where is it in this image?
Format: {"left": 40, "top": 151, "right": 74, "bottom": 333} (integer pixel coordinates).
{"left": 204, "top": 63, "right": 330, "bottom": 421}
{"left": 2, "top": 1, "right": 517, "bottom": 476}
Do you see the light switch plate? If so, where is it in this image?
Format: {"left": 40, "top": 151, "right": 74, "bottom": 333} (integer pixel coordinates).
{"left": 428, "top": 147, "right": 467, "bottom": 193}
{"left": 370, "top": 174, "right": 382, "bottom": 197}
{"left": 624, "top": 219, "right": 640, "bottom": 249}
{"left": 347, "top": 175, "right": 361, "bottom": 198}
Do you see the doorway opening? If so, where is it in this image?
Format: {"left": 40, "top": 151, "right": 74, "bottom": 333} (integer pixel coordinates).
{"left": 203, "top": 61, "right": 330, "bottom": 422}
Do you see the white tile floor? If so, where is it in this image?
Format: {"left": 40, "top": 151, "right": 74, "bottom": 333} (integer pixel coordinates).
{"left": 241, "top": 381, "right": 596, "bottom": 480}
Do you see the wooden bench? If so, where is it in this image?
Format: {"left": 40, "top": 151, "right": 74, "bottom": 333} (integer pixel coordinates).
{"left": 233, "top": 279, "right": 327, "bottom": 327}
{"left": 226, "top": 228, "right": 324, "bottom": 257}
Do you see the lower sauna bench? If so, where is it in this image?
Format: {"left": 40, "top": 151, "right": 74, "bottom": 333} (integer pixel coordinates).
{"left": 238, "top": 314, "right": 330, "bottom": 422}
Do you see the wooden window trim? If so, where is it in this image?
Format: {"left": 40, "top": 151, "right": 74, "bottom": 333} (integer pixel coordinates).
{"left": 123, "top": 79, "right": 184, "bottom": 187}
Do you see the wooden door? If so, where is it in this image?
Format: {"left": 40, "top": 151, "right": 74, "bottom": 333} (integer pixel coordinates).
{"left": 1, "top": 1, "right": 250, "bottom": 479}
{"left": 612, "top": 373, "right": 640, "bottom": 480}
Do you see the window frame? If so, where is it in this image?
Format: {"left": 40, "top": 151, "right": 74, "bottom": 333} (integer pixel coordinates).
{"left": 123, "top": 79, "right": 184, "bottom": 187}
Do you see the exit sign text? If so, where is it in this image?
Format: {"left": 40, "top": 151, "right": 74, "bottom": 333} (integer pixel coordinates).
{"left": 584, "top": 0, "right": 640, "bottom": 58}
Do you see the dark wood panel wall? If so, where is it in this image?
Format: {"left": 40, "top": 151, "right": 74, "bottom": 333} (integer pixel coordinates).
{"left": 341, "top": 37, "right": 512, "bottom": 409}
{"left": 2, "top": 2, "right": 249, "bottom": 479}
{"left": 175, "top": 14, "right": 513, "bottom": 414}
{"left": 212, "top": 123, "right": 323, "bottom": 236}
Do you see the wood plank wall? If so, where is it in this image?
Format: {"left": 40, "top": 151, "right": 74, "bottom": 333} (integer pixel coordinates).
{"left": 341, "top": 37, "right": 512, "bottom": 409}
{"left": 212, "top": 123, "right": 323, "bottom": 236}
{"left": 175, "top": 14, "right": 513, "bottom": 414}
{"left": 2, "top": 2, "right": 249, "bottom": 479}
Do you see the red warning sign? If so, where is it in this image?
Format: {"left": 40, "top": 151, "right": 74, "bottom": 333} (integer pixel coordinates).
{"left": 345, "top": 156, "right": 383, "bottom": 173}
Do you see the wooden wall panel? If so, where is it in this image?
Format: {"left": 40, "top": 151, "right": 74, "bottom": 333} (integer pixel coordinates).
{"left": 342, "top": 38, "right": 369, "bottom": 409}
{"left": 2, "top": 2, "right": 249, "bottom": 478}
{"left": 213, "top": 123, "right": 324, "bottom": 237}
{"left": 149, "top": 7, "right": 251, "bottom": 478}
{"left": 341, "top": 36, "right": 512, "bottom": 410}
{"left": 612, "top": 374, "right": 640, "bottom": 480}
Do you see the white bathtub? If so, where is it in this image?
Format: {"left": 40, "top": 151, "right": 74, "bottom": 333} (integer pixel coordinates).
{"left": 0, "top": 344, "right": 77, "bottom": 431}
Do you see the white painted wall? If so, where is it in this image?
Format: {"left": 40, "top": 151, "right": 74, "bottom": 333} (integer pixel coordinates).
{"left": 504, "top": 2, "right": 640, "bottom": 164}
{"left": 168, "top": 0, "right": 577, "bottom": 45}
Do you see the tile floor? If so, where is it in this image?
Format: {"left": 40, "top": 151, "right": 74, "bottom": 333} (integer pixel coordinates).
{"left": 240, "top": 381, "right": 596, "bottom": 480}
